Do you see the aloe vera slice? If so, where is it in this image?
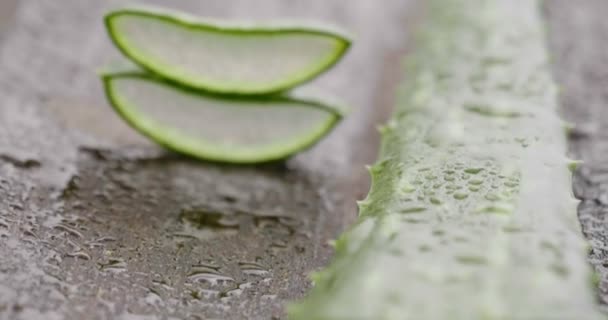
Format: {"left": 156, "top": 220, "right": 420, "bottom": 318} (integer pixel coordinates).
{"left": 102, "top": 72, "right": 344, "bottom": 163}
{"left": 289, "top": 0, "right": 605, "bottom": 319}
{"left": 104, "top": 7, "right": 351, "bottom": 95}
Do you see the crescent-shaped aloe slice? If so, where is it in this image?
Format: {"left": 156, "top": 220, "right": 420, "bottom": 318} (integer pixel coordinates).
{"left": 101, "top": 72, "right": 344, "bottom": 163}
{"left": 289, "top": 0, "right": 605, "bottom": 319}
{"left": 104, "top": 7, "right": 351, "bottom": 95}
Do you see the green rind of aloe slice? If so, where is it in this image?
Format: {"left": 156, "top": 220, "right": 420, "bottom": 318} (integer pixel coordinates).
{"left": 105, "top": 7, "right": 352, "bottom": 95}
{"left": 102, "top": 72, "right": 345, "bottom": 164}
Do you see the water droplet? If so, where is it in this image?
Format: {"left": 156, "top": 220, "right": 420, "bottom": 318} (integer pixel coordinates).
{"left": 400, "top": 207, "right": 427, "bottom": 214}
{"left": 239, "top": 262, "right": 270, "bottom": 277}
{"left": 424, "top": 174, "right": 437, "bottom": 181}
{"left": 540, "top": 241, "right": 561, "bottom": 256}
{"left": 485, "top": 194, "right": 500, "bottom": 201}
{"left": 220, "top": 287, "right": 243, "bottom": 299}
{"left": 454, "top": 236, "right": 468, "bottom": 243}
{"left": 187, "top": 266, "right": 235, "bottom": 285}
{"left": 455, "top": 255, "right": 487, "bottom": 265}
{"left": 502, "top": 226, "right": 530, "bottom": 233}
{"left": 144, "top": 290, "right": 163, "bottom": 305}
{"left": 464, "top": 168, "right": 483, "bottom": 175}
{"left": 475, "top": 203, "right": 513, "bottom": 215}
{"left": 453, "top": 192, "right": 469, "bottom": 200}
{"left": 497, "top": 82, "right": 514, "bottom": 91}
{"left": 468, "top": 179, "right": 484, "bottom": 185}
{"left": 551, "top": 264, "right": 569, "bottom": 277}
{"left": 99, "top": 258, "right": 127, "bottom": 272}
{"left": 401, "top": 184, "right": 416, "bottom": 194}
{"left": 239, "top": 282, "right": 254, "bottom": 290}
{"left": 53, "top": 224, "right": 83, "bottom": 238}
{"left": 464, "top": 103, "right": 523, "bottom": 118}
{"left": 432, "top": 230, "right": 445, "bottom": 236}
{"left": 66, "top": 251, "right": 90, "bottom": 260}
{"left": 389, "top": 248, "right": 403, "bottom": 256}
{"left": 193, "top": 289, "right": 219, "bottom": 299}
{"left": 180, "top": 209, "right": 239, "bottom": 230}
{"left": 419, "top": 245, "right": 432, "bottom": 252}
{"left": 255, "top": 216, "right": 295, "bottom": 236}
{"left": 430, "top": 197, "right": 442, "bottom": 205}
{"left": 271, "top": 239, "right": 288, "bottom": 251}
{"left": 481, "top": 56, "right": 510, "bottom": 66}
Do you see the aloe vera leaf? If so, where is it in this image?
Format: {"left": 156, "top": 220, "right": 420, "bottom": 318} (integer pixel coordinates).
{"left": 101, "top": 72, "right": 344, "bottom": 163}
{"left": 289, "top": 0, "right": 605, "bottom": 319}
{"left": 104, "top": 7, "right": 351, "bottom": 95}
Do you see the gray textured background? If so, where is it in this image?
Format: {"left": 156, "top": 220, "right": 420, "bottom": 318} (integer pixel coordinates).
{"left": 0, "top": 0, "right": 607, "bottom": 319}
{"left": 547, "top": 0, "right": 608, "bottom": 308}
{"left": 0, "top": 1, "right": 414, "bottom": 319}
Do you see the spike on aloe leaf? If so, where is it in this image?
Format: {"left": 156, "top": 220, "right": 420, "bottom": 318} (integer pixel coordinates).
{"left": 332, "top": 237, "right": 348, "bottom": 253}
{"left": 309, "top": 271, "right": 323, "bottom": 285}
{"left": 377, "top": 124, "right": 389, "bottom": 135}
{"left": 357, "top": 200, "right": 370, "bottom": 212}
{"left": 377, "top": 120, "right": 397, "bottom": 135}
{"left": 568, "top": 160, "right": 583, "bottom": 172}
{"left": 590, "top": 271, "right": 601, "bottom": 288}
{"left": 327, "top": 240, "right": 337, "bottom": 248}
{"left": 563, "top": 121, "right": 576, "bottom": 135}
{"left": 566, "top": 199, "right": 582, "bottom": 214}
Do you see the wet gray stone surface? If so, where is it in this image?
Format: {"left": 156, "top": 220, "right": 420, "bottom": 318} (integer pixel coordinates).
{"left": 2, "top": 0, "right": 608, "bottom": 319}
{"left": 0, "top": 0, "right": 415, "bottom": 319}
{"left": 546, "top": 0, "right": 608, "bottom": 308}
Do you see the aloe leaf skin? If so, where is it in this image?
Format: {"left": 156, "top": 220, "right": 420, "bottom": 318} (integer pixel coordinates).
{"left": 105, "top": 7, "right": 351, "bottom": 95}
{"left": 289, "top": 0, "right": 605, "bottom": 319}
{"left": 101, "top": 72, "right": 344, "bottom": 164}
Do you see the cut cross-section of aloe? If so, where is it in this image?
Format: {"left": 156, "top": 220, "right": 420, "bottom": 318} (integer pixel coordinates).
{"left": 104, "top": 7, "right": 351, "bottom": 95}
{"left": 102, "top": 72, "right": 344, "bottom": 163}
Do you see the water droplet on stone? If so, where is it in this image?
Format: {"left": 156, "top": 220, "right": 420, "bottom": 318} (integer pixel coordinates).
{"left": 66, "top": 250, "right": 91, "bottom": 260}
{"left": 99, "top": 258, "right": 127, "bottom": 272}
{"left": 239, "top": 262, "right": 270, "bottom": 277}
{"left": 53, "top": 224, "right": 83, "bottom": 238}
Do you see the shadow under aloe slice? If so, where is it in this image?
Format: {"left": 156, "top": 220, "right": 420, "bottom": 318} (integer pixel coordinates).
{"left": 101, "top": 72, "right": 344, "bottom": 164}
{"left": 105, "top": 7, "right": 351, "bottom": 95}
